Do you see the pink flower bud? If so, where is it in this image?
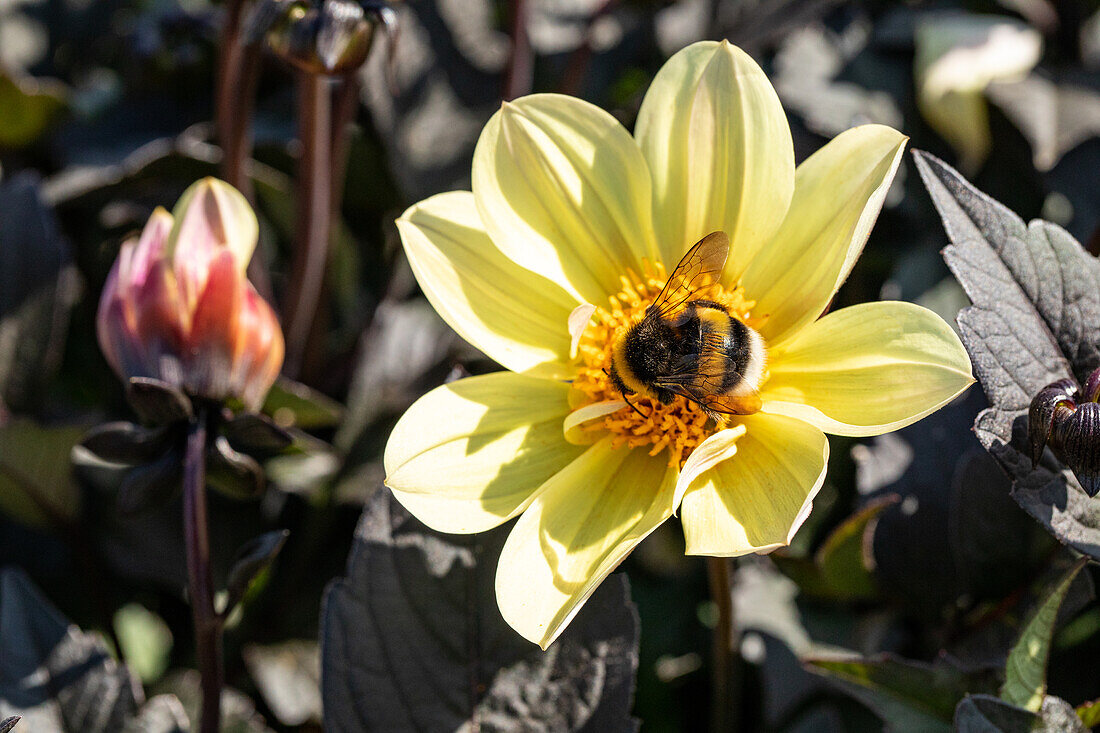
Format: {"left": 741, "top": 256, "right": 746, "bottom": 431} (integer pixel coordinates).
{"left": 97, "top": 178, "right": 284, "bottom": 411}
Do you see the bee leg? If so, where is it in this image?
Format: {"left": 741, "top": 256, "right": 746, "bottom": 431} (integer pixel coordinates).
{"left": 623, "top": 393, "right": 649, "bottom": 419}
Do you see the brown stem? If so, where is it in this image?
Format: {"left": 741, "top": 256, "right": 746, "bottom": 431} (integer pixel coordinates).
{"left": 215, "top": 0, "right": 248, "bottom": 187}
{"left": 329, "top": 75, "right": 359, "bottom": 217}
{"left": 286, "top": 74, "right": 359, "bottom": 382}
{"left": 706, "top": 556, "right": 739, "bottom": 733}
{"left": 503, "top": 0, "right": 533, "bottom": 101}
{"left": 283, "top": 73, "right": 334, "bottom": 379}
{"left": 215, "top": 0, "right": 273, "bottom": 301}
{"left": 184, "top": 408, "right": 223, "bottom": 733}
{"left": 224, "top": 51, "right": 262, "bottom": 195}
{"left": 556, "top": 0, "right": 618, "bottom": 96}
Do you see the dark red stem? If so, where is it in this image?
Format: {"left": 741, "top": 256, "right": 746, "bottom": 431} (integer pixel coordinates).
{"left": 215, "top": 0, "right": 272, "bottom": 300}
{"left": 216, "top": 0, "right": 250, "bottom": 193}
{"left": 556, "top": 0, "right": 618, "bottom": 96}
{"left": 503, "top": 0, "right": 532, "bottom": 101}
{"left": 284, "top": 73, "right": 334, "bottom": 379}
{"left": 184, "top": 408, "right": 223, "bottom": 733}
{"left": 706, "top": 556, "right": 739, "bottom": 733}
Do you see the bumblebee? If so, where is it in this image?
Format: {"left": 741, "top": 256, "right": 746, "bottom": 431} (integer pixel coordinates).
{"left": 607, "top": 231, "right": 765, "bottom": 417}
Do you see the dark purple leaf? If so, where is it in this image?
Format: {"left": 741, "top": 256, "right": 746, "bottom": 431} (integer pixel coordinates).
{"left": 915, "top": 149, "right": 1100, "bottom": 560}
{"left": 0, "top": 568, "right": 140, "bottom": 732}
{"left": 321, "top": 489, "right": 640, "bottom": 732}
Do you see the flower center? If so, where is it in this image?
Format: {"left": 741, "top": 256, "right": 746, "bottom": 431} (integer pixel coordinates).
{"left": 570, "top": 261, "right": 762, "bottom": 467}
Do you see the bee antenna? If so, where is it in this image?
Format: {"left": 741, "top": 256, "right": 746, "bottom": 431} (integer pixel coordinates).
{"left": 623, "top": 393, "right": 648, "bottom": 419}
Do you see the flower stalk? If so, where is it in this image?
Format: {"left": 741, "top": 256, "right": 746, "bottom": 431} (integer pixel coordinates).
{"left": 503, "top": 0, "right": 533, "bottom": 101}
{"left": 215, "top": 0, "right": 269, "bottom": 298}
{"left": 706, "top": 556, "right": 739, "bottom": 733}
{"left": 284, "top": 71, "right": 335, "bottom": 379}
{"left": 183, "top": 406, "right": 223, "bottom": 733}
{"left": 216, "top": 0, "right": 251, "bottom": 192}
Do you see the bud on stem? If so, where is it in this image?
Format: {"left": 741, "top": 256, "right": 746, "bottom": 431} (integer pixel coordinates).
{"left": 1029, "top": 369, "right": 1100, "bottom": 496}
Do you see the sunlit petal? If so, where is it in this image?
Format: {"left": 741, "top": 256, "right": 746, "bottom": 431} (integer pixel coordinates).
{"left": 473, "top": 94, "right": 659, "bottom": 303}
{"left": 635, "top": 40, "right": 794, "bottom": 275}
{"left": 681, "top": 413, "right": 827, "bottom": 556}
{"left": 385, "top": 373, "right": 584, "bottom": 534}
{"left": 742, "top": 125, "right": 907, "bottom": 346}
{"left": 168, "top": 178, "right": 259, "bottom": 307}
{"left": 398, "top": 191, "right": 579, "bottom": 379}
{"left": 496, "top": 439, "right": 676, "bottom": 648}
{"left": 673, "top": 426, "right": 745, "bottom": 508}
{"left": 762, "top": 301, "right": 974, "bottom": 436}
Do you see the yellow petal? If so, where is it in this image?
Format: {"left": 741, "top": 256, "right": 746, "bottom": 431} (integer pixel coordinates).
{"left": 673, "top": 426, "right": 745, "bottom": 508}
{"left": 472, "top": 94, "right": 658, "bottom": 304}
{"left": 742, "top": 125, "right": 907, "bottom": 346}
{"left": 384, "top": 373, "right": 584, "bottom": 534}
{"left": 397, "top": 191, "right": 578, "bottom": 379}
{"left": 563, "top": 400, "right": 626, "bottom": 445}
{"left": 680, "top": 413, "right": 827, "bottom": 556}
{"left": 496, "top": 439, "right": 676, "bottom": 648}
{"left": 635, "top": 40, "right": 794, "bottom": 276}
{"left": 761, "top": 301, "right": 974, "bottom": 437}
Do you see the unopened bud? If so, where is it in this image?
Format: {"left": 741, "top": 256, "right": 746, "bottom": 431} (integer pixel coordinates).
{"left": 96, "top": 179, "right": 284, "bottom": 413}
{"left": 1028, "top": 378, "right": 1077, "bottom": 466}
{"left": 265, "top": 0, "right": 390, "bottom": 75}
{"left": 1055, "top": 401, "right": 1100, "bottom": 497}
{"left": 1028, "top": 368, "right": 1100, "bottom": 496}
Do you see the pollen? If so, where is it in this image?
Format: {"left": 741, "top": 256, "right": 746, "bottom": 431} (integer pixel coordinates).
{"left": 570, "top": 261, "right": 760, "bottom": 467}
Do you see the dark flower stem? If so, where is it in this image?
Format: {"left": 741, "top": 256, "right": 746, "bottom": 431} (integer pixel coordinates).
{"left": 556, "top": 0, "right": 618, "bottom": 96}
{"left": 706, "top": 556, "right": 739, "bottom": 733}
{"left": 503, "top": 0, "right": 533, "bottom": 101}
{"left": 329, "top": 76, "right": 360, "bottom": 220}
{"left": 215, "top": 0, "right": 251, "bottom": 193}
{"left": 184, "top": 407, "right": 223, "bottom": 733}
{"left": 284, "top": 72, "right": 334, "bottom": 379}
{"left": 215, "top": 0, "right": 272, "bottom": 300}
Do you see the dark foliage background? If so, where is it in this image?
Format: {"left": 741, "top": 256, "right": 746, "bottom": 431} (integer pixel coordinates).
{"left": 3, "top": 0, "right": 1100, "bottom": 731}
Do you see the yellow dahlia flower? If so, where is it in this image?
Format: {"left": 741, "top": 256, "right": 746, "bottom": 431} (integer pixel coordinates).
{"left": 385, "top": 40, "right": 973, "bottom": 648}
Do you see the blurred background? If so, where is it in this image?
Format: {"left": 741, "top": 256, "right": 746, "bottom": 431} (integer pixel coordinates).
{"left": 2, "top": 0, "right": 1100, "bottom": 731}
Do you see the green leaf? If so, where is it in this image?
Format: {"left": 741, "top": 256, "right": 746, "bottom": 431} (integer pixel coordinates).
{"left": 1076, "top": 698, "right": 1100, "bottom": 728}
{"left": 242, "top": 641, "right": 321, "bottom": 727}
{"left": 261, "top": 378, "right": 343, "bottom": 430}
{"left": 807, "top": 654, "right": 999, "bottom": 731}
{"left": 225, "top": 530, "right": 290, "bottom": 614}
{"left": 1000, "top": 559, "right": 1088, "bottom": 712}
{"left": 772, "top": 495, "right": 898, "bottom": 602}
{"left": 0, "top": 71, "right": 65, "bottom": 148}
{"left": 0, "top": 419, "right": 85, "bottom": 527}
{"left": 113, "top": 604, "right": 172, "bottom": 684}
{"left": 956, "top": 694, "right": 1089, "bottom": 732}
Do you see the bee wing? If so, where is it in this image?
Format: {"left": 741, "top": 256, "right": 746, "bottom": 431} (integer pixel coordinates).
{"left": 657, "top": 379, "right": 762, "bottom": 416}
{"left": 650, "top": 232, "right": 730, "bottom": 319}
{"left": 692, "top": 389, "right": 762, "bottom": 416}
{"left": 655, "top": 348, "right": 761, "bottom": 416}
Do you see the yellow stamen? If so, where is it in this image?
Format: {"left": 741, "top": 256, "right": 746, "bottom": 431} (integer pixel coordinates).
{"left": 570, "top": 261, "right": 761, "bottom": 466}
